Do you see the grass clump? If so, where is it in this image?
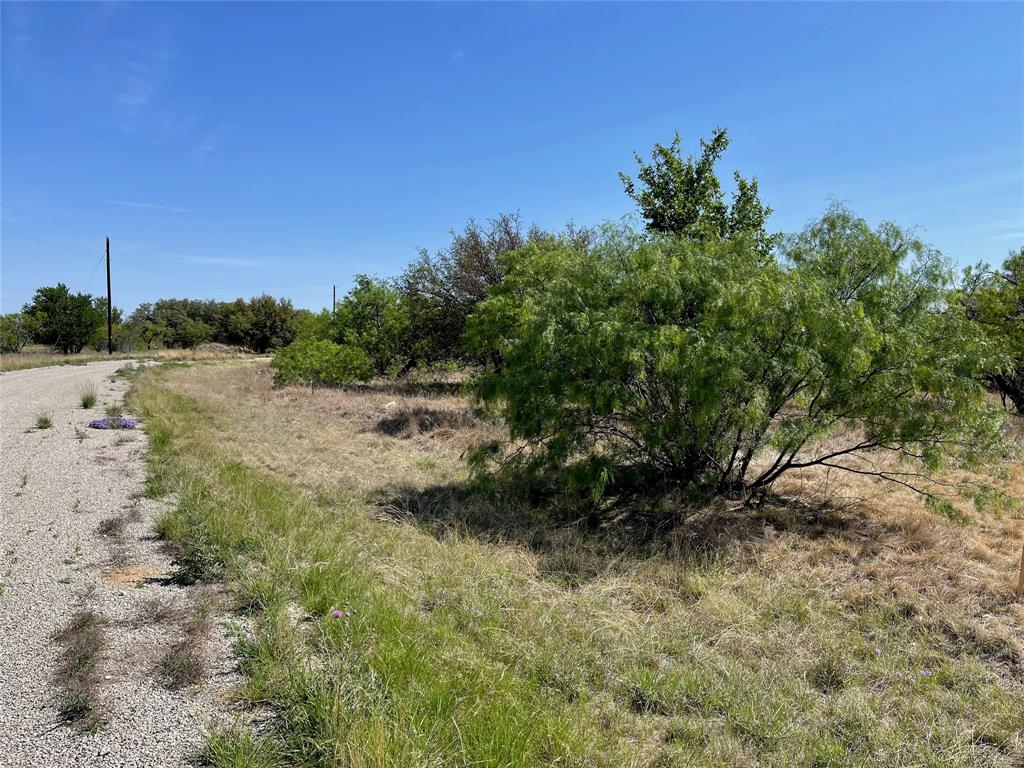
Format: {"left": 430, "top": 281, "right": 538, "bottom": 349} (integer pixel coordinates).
{"left": 156, "top": 604, "right": 211, "bottom": 690}
{"left": 35, "top": 411, "right": 52, "bottom": 429}
{"left": 201, "top": 726, "right": 279, "bottom": 768}
{"left": 52, "top": 609, "right": 106, "bottom": 730}
{"left": 79, "top": 385, "right": 97, "bottom": 409}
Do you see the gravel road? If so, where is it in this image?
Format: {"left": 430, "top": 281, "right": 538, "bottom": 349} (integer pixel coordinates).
{"left": 0, "top": 361, "right": 236, "bottom": 767}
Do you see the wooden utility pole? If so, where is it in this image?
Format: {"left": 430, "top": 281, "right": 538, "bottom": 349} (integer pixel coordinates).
{"left": 105, "top": 237, "right": 113, "bottom": 355}
{"left": 332, "top": 284, "right": 336, "bottom": 314}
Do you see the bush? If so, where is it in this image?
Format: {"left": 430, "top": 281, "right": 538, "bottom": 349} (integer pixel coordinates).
{"left": 271, "top": 340, "right": 373, "bottom": 389}
{"left": 467, "top": 207, "right": 1007, "bottom": 507}
{"left": 333, "top": 276, "right": 409, "bottom": 374}
{"left": 963, "top": 247, "right": 1023, "bottom": 412}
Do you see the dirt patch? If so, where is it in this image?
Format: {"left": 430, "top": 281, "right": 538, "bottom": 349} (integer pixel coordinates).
{"left": 103, "top": 564, "right": 165, "bottom": 585}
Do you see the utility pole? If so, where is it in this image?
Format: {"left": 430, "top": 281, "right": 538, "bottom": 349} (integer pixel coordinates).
{"left": 332, "top": 284, "right": 336, "bottom": 314}
{"left": 105, "top": 237, "right": 113, "bottom": 355}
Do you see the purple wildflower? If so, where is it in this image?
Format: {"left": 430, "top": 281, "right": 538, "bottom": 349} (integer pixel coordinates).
{"left": 873, "top": 648, "right": 882, "bottom": 655}
{"left": 919, "top": 669, "right": 932, "bottom": 677}
{"left": 330, "top": 609, "right": 343, "bottom": 619}
{"left": 88, "top": 417, "right": 138, "bottom": 430}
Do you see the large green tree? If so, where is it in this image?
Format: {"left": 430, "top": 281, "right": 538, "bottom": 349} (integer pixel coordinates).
{"left": 22, "top": 284, "right": 103, "bottom": 354}
{"left": 245, "top": 294, "right": 298, "bottom": 353}
{"left": 620, "top": 128, "right": 778, "bottom": 260}
{"left": 467, "top": 206, "right": 1006, "bottom": 508}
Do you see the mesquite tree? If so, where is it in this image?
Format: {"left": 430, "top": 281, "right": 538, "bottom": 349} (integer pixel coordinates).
{"left": 963, "top": 248, "right": 1024, "bottom": 413}
{"left": 467, "top": 206, "right": 1007, "bottom": 506}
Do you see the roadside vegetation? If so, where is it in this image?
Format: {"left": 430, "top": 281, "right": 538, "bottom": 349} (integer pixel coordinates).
{"left": 52, "top": 608, "right": 106, "bottom": 730}
{"left": 133, "top": 359, "right": 1022, "bottom": 767}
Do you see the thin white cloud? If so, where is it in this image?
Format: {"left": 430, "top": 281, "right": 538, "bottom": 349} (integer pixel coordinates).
{"left": 990, "top": 230, "right": 1024, "bottom": 241}
{"left": 107, "top": 200, "right": 193, "bottom": 213}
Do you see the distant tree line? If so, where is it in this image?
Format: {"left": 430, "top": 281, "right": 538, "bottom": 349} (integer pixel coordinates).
{"left": 0, "top": 289, "right": 300, "bottom": 355}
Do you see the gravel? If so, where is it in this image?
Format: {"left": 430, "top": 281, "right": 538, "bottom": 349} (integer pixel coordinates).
{"left": 0, "top": 361, "right": 239, "bottom": 767}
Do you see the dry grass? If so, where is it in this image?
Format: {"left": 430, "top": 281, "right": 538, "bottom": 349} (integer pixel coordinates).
{"left": 166, "top": 362, "right": 497, "bottom": 495}
{"left": 52, "top": 609, "right": 106, "bottom": 730}
{"left": 135, "top": 360, "right": 1024, "bottom": 766}
{"left": 0, "top": 343, "right": 256, "bottom": 374}
{"left": 156, "top": 602, "right": 212, "bottom": 690}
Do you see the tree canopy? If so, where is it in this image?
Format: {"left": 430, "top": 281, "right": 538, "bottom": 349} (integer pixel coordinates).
{"left": 467, "top": 206, "right": 1007, "bottom": 508}
{"left": 23, "top": 284, "right": 103, "bottom": 354}
{"left": 963, "top": 247, "right": 1024, "bottom": 412}
{"left": 620, "top": 128, "right": 778, "bottom": 260}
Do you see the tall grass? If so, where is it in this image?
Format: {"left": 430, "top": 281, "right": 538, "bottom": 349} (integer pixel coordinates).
{"left": 130, "top": 364, "right": 1024, "bottom": 767}
{"left": 80, "top": 385, "right": 97, "bottom": 409}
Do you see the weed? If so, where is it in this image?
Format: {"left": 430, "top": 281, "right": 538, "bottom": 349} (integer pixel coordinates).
{"left": 80, "top": 386, "right": 97, "bottom": 409}
{"left": 133, "top": 596, "right": 184, "bottom": 627}
{"left": 104, "top": 403, "right": 123, "bottom": 418}
{"left": 35, "top": 411, "right": 52, "bottom": 430}
{"left": 96, "top": 516, "right": 126, "bottom": 538}
{"left": 74, "top": 427, "right": 87, "bottom": 441}
{"left": 156, "top": 604, "right": 211, "bottom": 689}
{"left": 52, "top": 609, "right": 105, "bottom": 730}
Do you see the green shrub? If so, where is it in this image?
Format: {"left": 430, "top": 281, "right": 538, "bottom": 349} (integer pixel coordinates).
{"left": 467, "top": 206, "right": 1007, "bottom": 506}
{"left": 963, "top": 247, "right": 1024, "bottom": 412}
{"left": 332, "top": 276, "right": 409, "bottom": 374}
{"left": 271, "top": 340, "right": 373, "bottom": 389}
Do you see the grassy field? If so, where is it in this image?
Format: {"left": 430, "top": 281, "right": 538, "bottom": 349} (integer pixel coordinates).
{"left": 0, "top": 344, "right": 255, "bottom": 373}
{"left": 130, "top": 360, "right": 1024, "bottom": 767}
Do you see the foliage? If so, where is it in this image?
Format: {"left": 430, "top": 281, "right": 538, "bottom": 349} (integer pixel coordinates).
{"left": 246, "top": 294, "right": 298, "bottom": 353}
{"left": 963, "top": 247, "right": 1024, "bottom": 412}
{"left": 124, "top": 295, "right": 298, "bottom": 352}
{"left": 400, "top": 213, "right": 592, "bottom": 368}
{"left": 294, "top": 308, "right": 334, "bottom": 342}
{"left": 0, "top": 312, "right": 40, "bottom": 353}
{"left": 333, "top": 276, "right": 409, "bottom": 374}
{"left": 620, "top": 128, "right": 778, "bottom": 260}
{"left": 271, "top": 339, "right": 374, "bottom": 388}
{"left": 179, "top": 319, "right": 213, "bottom": 350}
{"left": 468, "top": 207, "right": 1007, "bottom": 506}
{"left": 22, "top": 284, "right": 103, "bottom": 354}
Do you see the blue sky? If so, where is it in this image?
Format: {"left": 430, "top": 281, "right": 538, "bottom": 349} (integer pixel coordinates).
{"left": 2, "top": 1, "right": 1021, "bottom": 313}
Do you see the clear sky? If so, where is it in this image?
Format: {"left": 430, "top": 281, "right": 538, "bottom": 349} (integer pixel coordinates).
{"left": 2, "top": 1, "right": 1021, "bottom": 313}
